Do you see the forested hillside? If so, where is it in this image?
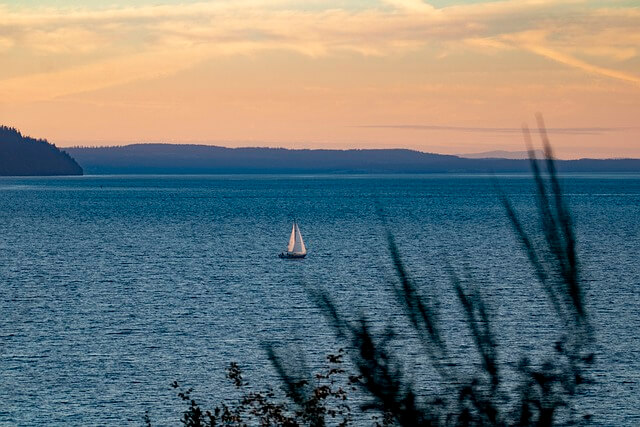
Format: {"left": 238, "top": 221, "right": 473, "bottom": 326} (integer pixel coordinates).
{"left": 0, "top": 126, "right": 83, "bottom": 176}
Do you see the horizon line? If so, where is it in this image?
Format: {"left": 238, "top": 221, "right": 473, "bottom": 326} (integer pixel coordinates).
{"left": 60, "top": 143, "right": 640, "bottom": 161}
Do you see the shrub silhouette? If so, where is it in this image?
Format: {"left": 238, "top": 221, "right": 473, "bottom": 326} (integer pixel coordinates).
{"left": 158, "top": 115, "right": 594, "bottom": 426}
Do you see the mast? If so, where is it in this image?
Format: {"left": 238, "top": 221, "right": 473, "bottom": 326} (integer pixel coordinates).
{"left": 287, "top": 222, "right": 296, "bottom": 252}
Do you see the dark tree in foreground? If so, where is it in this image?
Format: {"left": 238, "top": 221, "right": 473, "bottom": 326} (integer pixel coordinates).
{"left": 159, "top": 115, "right": 594, "bottom": 426}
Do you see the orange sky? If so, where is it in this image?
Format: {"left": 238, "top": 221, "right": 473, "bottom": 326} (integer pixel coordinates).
{"left": 0, "top": 0, "right": 639, "bottom": 158}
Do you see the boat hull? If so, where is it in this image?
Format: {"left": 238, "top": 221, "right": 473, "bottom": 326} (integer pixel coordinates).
{"left": 279, "top": 252, "right": 307, "bottom": 259}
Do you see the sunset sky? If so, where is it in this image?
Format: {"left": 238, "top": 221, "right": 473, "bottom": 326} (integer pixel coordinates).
{"left": 0, "top": 0, "right": 638, "bottom": 158}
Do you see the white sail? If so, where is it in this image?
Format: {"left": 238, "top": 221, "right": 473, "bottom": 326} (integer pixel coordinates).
{"left": 292, "top": 223, "right": 306, "bottom": 254}
{"left": 280, "top": 221, "right": 307, "bottom": 258}
{"left": 287, "top": 223, "right": 296, "bottom": 252}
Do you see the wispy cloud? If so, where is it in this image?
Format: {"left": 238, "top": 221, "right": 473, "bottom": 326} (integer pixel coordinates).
{"left": 0, "top": 0, "right": 638, "bottom": 103}
{"left": 357, "top": 125, "right": 628, "bottom": 135}
{"left": 522, "top": 44, "right": 640, "bottom": 86}
{"left": 382, "top": 0, "right": 437, "bottom": 14}
{"left": 0, "top": 46, "right": 211, "bottom": 103}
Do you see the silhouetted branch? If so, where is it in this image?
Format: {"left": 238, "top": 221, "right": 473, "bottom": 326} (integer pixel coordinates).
{"left": 387, "top": 232, "right": 449, "bottom": 369}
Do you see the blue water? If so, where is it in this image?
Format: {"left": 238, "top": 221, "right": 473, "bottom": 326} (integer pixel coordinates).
{"left": 0, "top": 174, "right": 638, "bottom": 425}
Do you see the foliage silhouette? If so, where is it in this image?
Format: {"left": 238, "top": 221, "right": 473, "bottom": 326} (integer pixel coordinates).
{"left": 163, "top": 350, "right": 360, "bottom": 427}
{"left": 159, "top": 116, "right": 594, "bottom": 426}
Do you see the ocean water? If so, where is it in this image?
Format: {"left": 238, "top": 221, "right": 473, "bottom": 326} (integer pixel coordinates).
{"left": 0, "top": 174, "right": 638, "bottom": 426}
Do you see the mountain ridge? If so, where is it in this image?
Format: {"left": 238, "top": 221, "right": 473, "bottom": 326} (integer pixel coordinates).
{"left": 66, "top": 143, "right": 640, "bottom": 174}
{"left": 459, "top": 150, "right": 546, "bottom": 160}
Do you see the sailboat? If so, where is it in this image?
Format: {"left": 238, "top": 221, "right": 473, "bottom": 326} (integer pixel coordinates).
{"left": 279, "top": 221, "right": 307, "bottom": 259}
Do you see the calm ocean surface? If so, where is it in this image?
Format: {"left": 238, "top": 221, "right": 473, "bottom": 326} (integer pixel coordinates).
{"left": 0, "top": 174, "right": 638, "bottom": 426}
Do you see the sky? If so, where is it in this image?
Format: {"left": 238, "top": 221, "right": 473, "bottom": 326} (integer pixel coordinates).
{"left": 0, "top": 0, "right": 639, "bottom": 158}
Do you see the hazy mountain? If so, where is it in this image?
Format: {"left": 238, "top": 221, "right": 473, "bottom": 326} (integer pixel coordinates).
{"left": 459, "top": 150, "right": 545, "bottom": 159}
{"left": 0, "top": 126, "right": 83, "bottom": 176}
{"left": 66, "top": 143, "right": 640, "bottom": 174}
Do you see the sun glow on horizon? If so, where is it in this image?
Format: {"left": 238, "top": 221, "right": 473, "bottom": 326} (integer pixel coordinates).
{"left": 1, "top": 0, "right": 639, "bottom": 158}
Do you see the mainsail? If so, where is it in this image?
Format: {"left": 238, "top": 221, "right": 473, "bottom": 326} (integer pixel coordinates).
{"left": 287, "top": 222, "right": 306, "bottom": 255}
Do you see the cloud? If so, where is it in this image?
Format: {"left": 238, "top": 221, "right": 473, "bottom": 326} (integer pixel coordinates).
{"left": 357, "top": 125, "right": 627, "bottom": 135}
{"left": 0, "top": 0, "right": 638, "bottom": 103}
{"left": 0, "top": 46, "right": 210, "bottom": 103}
{"left": 522, "top": 44, "right": 640, "bottom": 86}
{"left": 382, "top": 0, "right": 437, "bottom": 14}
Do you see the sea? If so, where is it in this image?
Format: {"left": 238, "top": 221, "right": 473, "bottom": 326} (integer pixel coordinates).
{"left": 0, "top": 174, "right": 638, "bottom": 426}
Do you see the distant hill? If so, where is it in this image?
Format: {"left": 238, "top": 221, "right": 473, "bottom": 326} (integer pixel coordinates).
{"left": 0, "top": 126, "right": 83, "bottom": 176}
{"left": 459, "top": 150, "right": 545, "bottom": 160}
{"left": 66, "top": 144, "right": 640, "bottom": 174}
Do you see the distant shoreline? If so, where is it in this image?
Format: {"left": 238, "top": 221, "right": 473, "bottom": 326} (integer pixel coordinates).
{"left": 65, "top": 144, "right": 640, "bottom": 175}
